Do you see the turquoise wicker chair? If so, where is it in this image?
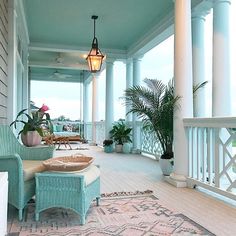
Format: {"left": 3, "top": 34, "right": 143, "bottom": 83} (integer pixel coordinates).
{"left": 0, "top": 125, "right": 54, "bottom": 220}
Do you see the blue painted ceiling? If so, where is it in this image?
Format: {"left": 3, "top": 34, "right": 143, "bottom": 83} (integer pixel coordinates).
{"left": 22, "top": 0, "right": 203, "bottom": 81}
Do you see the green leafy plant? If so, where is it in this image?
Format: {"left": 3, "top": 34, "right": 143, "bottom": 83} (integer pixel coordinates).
{"left": 124, "top": 78, "right": 207, "bottom": 160}
{"left": 10, "top": 104, "right": 52, "bottom": 137}
{"left": 109, "top": 120, "right": 132, "bottom": 145}
{"left": 103, "top": 139, "right": 113, "bottom": 146}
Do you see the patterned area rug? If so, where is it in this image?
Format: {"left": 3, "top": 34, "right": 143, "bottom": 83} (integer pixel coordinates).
{"left": 8, "top": 193, "right": 214, "bottom": 236}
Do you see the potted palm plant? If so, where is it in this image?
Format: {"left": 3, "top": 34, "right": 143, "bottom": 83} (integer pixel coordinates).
{"left": 124, "top": 78, "right": 206, "bottom": 175}
{"left": 109, "top": 120, "right": 132, "bottom": 153}
{"left": 10, "top": 104, "right": 52, "bottom": 146}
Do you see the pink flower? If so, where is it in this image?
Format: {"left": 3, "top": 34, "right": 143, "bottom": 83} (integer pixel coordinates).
{"left": 39, "top": 104, "right": 49, "bottom": 113}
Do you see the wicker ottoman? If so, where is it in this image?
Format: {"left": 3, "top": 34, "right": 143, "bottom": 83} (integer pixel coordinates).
{"left": 35, "top": 165, "right": 100, "bottom": 224}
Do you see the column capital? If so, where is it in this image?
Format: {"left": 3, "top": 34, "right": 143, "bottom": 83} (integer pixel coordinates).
{"left": 126, "top": 58, "right": 133, "bottom": 64}
{"left": 191, "top": 11, "right": 207, "bottom": 20}
{"left": 133, "top": 57, "right": 143, "bottom": 63}
{"left": 105, "top": 57, "right": 116, "bottom": 64}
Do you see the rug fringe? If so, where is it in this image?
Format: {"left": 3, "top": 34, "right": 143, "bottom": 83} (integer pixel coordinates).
{"left": 101, "top": 189, "right": 153, "bottom": 198}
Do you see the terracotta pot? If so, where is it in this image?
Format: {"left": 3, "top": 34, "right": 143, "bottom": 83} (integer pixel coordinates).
{"left": 21, "top": 131, "right": 42, "bottom": 147}
{"left": 115, "top": 144, "right": 123, "bottom": 153}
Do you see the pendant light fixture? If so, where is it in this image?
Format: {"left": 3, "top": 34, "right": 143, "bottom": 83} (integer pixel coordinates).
{"left": 86, "top": 15, "right": 104, "bottom": 73}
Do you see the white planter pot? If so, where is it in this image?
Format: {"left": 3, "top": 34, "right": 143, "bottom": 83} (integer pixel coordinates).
{"left": 159, "top": 158, "right": 173, "bottom": 176}
{"left": 21, "top": 131, "right": 42, "bottom": 147}
{"left": 115, "top": 144, "right": 123, "bottom": 153}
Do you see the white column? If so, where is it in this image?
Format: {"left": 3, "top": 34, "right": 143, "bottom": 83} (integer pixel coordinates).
{"left": 132, "top": 57, "right": 142, "bottom": 153}
{"left": 105, "top": 59, "right": 114, "bottom": 139}
{"left": 92, "top": 75, "right": 99, "bottom": 144}
{"left": 170, "top": 0, "right": 193, "bottom": 186}
{"left": 192, "top": 14, "right": 206, "bottom": 117}
{"left": 7, "top": 0, "right": 17, "bottom": 125}
{"left": 83, "top": 81, "right": 89, "bottom": 139}
{"left": 79, "top": 73, "right": 83, "bottom": 138}
{"left": 83, "top": 82, "right": 89, "bottom": 123}
{"left": 212, "top": 0, "right": 231, "bottom": 116}
{"left": 126, "top": 59, "right": 133, "bottom": 122}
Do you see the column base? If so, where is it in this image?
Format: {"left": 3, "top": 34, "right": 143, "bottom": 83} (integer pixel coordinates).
{"left": 164, "top": 173, "right": 187, "bottom": 188}
{"left": 132, "top": 149, "right": 141, "bottom": 154}
{"left": 89, "top": 142, "right": 97, "bottom": 146}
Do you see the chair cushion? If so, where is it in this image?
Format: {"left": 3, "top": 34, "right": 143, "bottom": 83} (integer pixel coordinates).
{"left": 22, "top": 160, "right": 46, "bottom": 181}
{"left": 74, "top": 165, "right": 100, "bottom": 186}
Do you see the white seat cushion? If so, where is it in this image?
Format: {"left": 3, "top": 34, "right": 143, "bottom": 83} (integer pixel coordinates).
{"left": 22, "top": 160, "right": 46, "bottom": 181}
{"left": 73, "top": 165, "right": 100, "bottom": 186}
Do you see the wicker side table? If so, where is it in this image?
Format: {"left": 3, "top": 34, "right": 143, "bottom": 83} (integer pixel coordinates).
{"left": 35, "top": 165, "right": 100, "bottom": 224}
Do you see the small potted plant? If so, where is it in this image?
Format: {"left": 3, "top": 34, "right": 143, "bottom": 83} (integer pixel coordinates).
{"left": 103, "top": 139, "right": 114, "bottom": 153}
{"left": 109, "top": 120, "right": 132, "bottom": 153}
{"left": 10, "top": 104, "right": 52, "bottom": 146}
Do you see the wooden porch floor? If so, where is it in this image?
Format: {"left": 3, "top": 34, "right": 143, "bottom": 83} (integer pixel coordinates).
{"left": 56, "top": 144, "right": 236, "bottom": 236}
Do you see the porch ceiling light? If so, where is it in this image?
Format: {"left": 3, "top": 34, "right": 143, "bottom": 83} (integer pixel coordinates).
{"left": 86, "top": 15, "right": 104, "bottom": 73}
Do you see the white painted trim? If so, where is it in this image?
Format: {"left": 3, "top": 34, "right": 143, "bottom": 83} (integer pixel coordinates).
{"left": 165, "top": 176, "right": 187, "bottom": 188}
{"left": 128, "top": 0, "right": 213, "bottom": 58}
{"left": 30, "top": 77, "right": 82, "bottom": 83}
{"left": 128, "top": 9, "right": 174, "bottom": 58}
{"left": 29, "top": 43, "right": 89, "bottom": 53}
{"left": 187, "top": 177, "right": 236, "bottom": 201}
{"left": 29, "top": 43, "right": 127, "bottom": 59}
{"left": 183, "top": 117, "right": 236, "bottom": 128}
{"left": 29, "top": 61, "right": 88, "bottom": 70}
{"left": 18, "top": 0, "right": 29, "bottom": 44}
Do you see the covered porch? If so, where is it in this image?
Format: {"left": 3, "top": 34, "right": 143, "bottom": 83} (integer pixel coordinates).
{"left": 7, "top": 145, "right": 236, "bottom": 235}
{"left": 0, "top": 0, "right": 236, "bottom": 235}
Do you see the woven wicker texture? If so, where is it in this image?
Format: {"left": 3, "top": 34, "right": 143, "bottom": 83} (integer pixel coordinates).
{"left": 43, "top": 154, "right": 94, "bottom": 171}
{"left": 35, "top": 168, "right": 100, "bottom": 224}
{"left": 0, "top": 125, "right": 54, "bottom": 220}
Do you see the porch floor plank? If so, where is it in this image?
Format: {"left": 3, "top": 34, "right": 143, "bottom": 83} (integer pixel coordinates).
{"left": 51, "top": 144, "right": 236, "bottom": 235}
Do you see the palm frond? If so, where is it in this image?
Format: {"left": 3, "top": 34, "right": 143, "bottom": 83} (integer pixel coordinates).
{"left": 193, "top": 81, "right": 208, "bottom": 94}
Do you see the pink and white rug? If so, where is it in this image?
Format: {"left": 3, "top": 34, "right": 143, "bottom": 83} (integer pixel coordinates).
{"left": 8, "top": 193, "right": 214, "bottom": 236}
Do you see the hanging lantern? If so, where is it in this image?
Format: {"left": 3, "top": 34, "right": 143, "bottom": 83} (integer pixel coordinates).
{"left": 86, "top": 15, "right": 104, "bottom": 73}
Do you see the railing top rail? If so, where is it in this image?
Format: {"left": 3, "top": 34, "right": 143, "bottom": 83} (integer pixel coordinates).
{"left": 183, "top": 117, "right": 236, "bottom": 128}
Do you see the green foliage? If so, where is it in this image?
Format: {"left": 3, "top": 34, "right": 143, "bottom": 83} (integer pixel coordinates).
{"left": 124, "top": 78, "right": 207, "bottom": 159}
{"left": 125, "top": 79, "right": 179, "bottom": 158}
{"left": 124, "top": 79, "right": 178, "bottom": 159}
{"left": 10, "top": 108, "right": 53, "bottom": 138}
{"left": 109, "top": 120, "right": 132, "bottom": 145}
{"left": 103, "top": 139, "right": 113, "bottom": 146}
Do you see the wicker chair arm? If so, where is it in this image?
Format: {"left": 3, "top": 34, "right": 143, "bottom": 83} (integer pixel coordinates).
{"left": 0, "top": 154, "right": 24, "bottom": 204}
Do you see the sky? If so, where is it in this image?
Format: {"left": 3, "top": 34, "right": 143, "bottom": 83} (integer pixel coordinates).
{"left": 31, "top": 1, "right": 236, "bottom": 120}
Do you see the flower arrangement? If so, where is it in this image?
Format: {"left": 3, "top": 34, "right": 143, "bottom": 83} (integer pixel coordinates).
{"left": 10, "top": 104, "right": 53, "bottom": 137}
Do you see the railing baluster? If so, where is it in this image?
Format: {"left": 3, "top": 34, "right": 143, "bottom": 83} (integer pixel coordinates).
{"left": 188, "top": 127, "right": 192, "bottom": 178}
{"left": 191, "top": 127, "right": 194, "bottom": 178}
{"left": 207, "top": 128, "right": 211, "bottom": 183}
{"left": 203, "top": 128, "right": 207, "bottom": 182}
{"left": 214, "top": 128, "right": 220, "bottom": 188}
{"left": 197, "top": 128, "right": 201, "bottom": 180}
{"left": 183, "top": 118, "right": 236, "bottom": 200}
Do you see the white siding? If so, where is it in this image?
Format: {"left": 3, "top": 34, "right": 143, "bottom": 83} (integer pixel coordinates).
{"left": 0, "top": 0, "right": 8, "bottom": 124}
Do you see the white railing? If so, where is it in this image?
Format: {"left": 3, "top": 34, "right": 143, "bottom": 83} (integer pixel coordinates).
{"left": 84, "top": 120, "right": 162, "bottom": 157}
{"left": 184, "top": 117, "right": 236, "bottom": 200}
{"left": 84, "top": 122, "right": 92, "bottom": 141}
{"left": 95, "top": 121, "right": 105, "bottom": 146}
